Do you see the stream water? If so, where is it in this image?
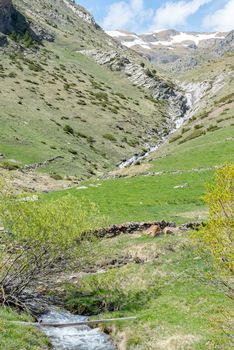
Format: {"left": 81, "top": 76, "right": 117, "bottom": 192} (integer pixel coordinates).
{"left": 118, "top": 81, "right": 210, "bottom": 169}
{"left": 39, "top": 307, "right": 116, "bottom": 350}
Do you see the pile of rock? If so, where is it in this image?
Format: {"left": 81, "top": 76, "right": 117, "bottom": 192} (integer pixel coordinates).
{"left": 82, "top": 220, "right": 204, "bottom": 240}
{"left": 88, "top": 221, "right": 176, "bottom": 239}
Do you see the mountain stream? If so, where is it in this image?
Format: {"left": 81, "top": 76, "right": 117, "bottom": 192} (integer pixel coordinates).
{"left": 39, "top": 307, "right": 116, "bottom": 350}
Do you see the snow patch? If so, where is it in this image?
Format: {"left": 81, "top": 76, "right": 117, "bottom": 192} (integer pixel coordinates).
{"left": 106, "top": 30, "right": 135, "bottom": 38}
{"left": 150, "top": 32, "right": 225, "bottom": 47}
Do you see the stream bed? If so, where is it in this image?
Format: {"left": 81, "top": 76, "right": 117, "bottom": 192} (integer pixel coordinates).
{"left": 39, "top": 307, "right": 116, "bottom": 350}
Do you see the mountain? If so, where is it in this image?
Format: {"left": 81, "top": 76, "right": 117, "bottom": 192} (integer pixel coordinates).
{"left": 1, "top": 1, "right": 234, "bottom": 350}
{"left": 106, "top": 29, "right": 234, "bottom": 72}
{"left": 0, "top": 0, "right": 188, "bottom": 180}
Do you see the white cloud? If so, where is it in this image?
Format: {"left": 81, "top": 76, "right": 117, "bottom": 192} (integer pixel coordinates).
{"left": 150, "top": 0, "right": 212, "bottom": 30}
{"left": 102, "top": 0, "right": 153, "bottom": 32}
{"left": 203, "top": 0, "right": 234, "bottom": 31}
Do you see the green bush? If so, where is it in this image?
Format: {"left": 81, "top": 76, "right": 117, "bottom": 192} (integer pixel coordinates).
{"left": 0, "top": 161, "right": 20, "bottom": 171}
{"left": 169, "top": 134, "right": 182, "bottom": 143}
{"left": 179, "top": 129, "right": 205, "bottom": 144}
{"left": 28, "top": 62, "right": 43, "bottom": 72}
{"left": 207, "top": 124, "right": 221, "bottom": 132}
{"left": 63, "top": 124, "right": 74, "bottom": 134}
{"left": 194, "top": 124, "right": 203, "bottom": 129}
{"left": 64, "top": 276, "right": 160, "bottom": 315}
{"left": 50, "top": 173, "right": 63, "bottom": 180}
{"left": 193, "top": 164, "right": 234, "bottom": 275}
{"left": 0, "top": 184, "right": 103, "bottom": 307}
{"left": 103, "top": 134, "right": 117, "bottom": 142}
{"left": 145, "top": 68, "right": 155, "bottom": 78}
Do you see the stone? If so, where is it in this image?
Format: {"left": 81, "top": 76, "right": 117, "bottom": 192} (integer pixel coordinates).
{"left": 0, "top": 0, "right": 13, "bottom": 34}
{"left": 163, "top": 227, "right": 179, "bottom": 235}
{"left": 0, "top": 34, "right": 8, "bottom": 46}
{"left": 145, "top": 224, "right": 162, "bottom": 237}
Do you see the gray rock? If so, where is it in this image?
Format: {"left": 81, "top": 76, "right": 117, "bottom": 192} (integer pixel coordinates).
{"left": 0, "top": 34, "right": 8, "bottom": 46}
{"left": 0, "top": 0, "right": 14, "bottom": 33}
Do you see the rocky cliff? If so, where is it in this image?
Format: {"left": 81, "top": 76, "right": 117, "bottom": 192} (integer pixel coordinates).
{"left": 83, "top": 49, "right": 188, "bottom": 125}
{"left": 0, "top": 0, "right": 13, "bottom": 33}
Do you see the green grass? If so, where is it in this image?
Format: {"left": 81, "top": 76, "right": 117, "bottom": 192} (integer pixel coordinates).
{"left": 46, "top": 170, "right": 213, "bottom": 224}
{"left": 44, "top": 123, "right": 233, "bottom": 225}
{"left": 150, "top": 126, "right": 234, "bottom": 172}
{"left": 0, "top": 307, "right": 49, "bottom": 350}
{"left": 63, "top": 232, "right": 233, "bottom": 350}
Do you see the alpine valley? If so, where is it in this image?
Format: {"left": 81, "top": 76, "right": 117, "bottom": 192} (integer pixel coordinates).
{"left": 0, "top": 1, "right": 233, "bottom": 350}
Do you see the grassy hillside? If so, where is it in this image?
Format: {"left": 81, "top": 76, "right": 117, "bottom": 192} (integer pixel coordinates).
{"left": 0, "top": 0, "right": 172, "bottom": 178}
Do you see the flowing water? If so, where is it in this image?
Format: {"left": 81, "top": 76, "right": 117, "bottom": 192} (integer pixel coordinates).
{"left": 39, "top": 307, "right": 116, "bottom": 350}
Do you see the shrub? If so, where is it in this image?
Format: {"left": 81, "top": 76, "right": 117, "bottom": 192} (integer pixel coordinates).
{"left": 194, "top": 124, "right": 203, "bottom": 129}
{"left": 103, "top": 134, "right": 117, "bottom": 142}
{"left": 50, "top": 173, "right": 63, "bottom": 180}
{"left": 199, "top": 111, "right": 209, "bottom": 119}
{"left": 145, "top": 68, "right": 154, "bottom": 78}
{"left": 179, "top": 129, "right": 205, "bottom": 144}
{"left": 28, "top": 62, "right": 43, "bottom": 72}
{"left": 207, "top": 124, "right": 221, "bottom": 132}
{"left": 0, "top": 183, "right": 103, "bottom": 308}
{"left": 68, "top": 148, "right": 78, "bottom": 155}
{"left": 64, "top": 275, "right": 160, "bottom": 315}
{"left": 169, "top": 134, "right": 182, "bottom": 143}
{"left": 0, "top": 161, "right": 20, "bottom": 171}
{"left": 181, "top": 127, "right": 190, "bottom": 134}
{"left": 8, "top": 72, "right": 17, "bottom": 78}
{"left": 63, "top": 124, "right": 74, "bottom": 134}
{"left": 192, "top": 164, "right": 234, "bottom": 275}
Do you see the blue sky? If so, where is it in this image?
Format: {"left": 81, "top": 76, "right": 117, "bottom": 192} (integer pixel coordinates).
{"left": 76, "top": 0, "right": 234, "bottom": 33}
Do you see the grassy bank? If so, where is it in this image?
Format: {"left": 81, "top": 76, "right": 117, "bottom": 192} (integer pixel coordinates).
{"left": 0, "top": 308, "right": 49, "bottom": 350}
{"left": 64, "top": 231, "right": 233, "bottom": 350}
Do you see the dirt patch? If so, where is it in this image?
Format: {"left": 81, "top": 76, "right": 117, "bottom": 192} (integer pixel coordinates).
{"left": 209, "top": 100, "right": 234, "bottom": 119}
{"left": 104, "top": 163, "right": 152, "bottom": 179}
{"left": 0, "top": 168, "right": 76, "bottom": 193}
{"left": 126, "top": 243, "right": 161, "bottom": 262}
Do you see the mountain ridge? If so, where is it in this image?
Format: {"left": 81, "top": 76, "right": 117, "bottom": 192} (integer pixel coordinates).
{"left": 106, "top": 28, "right": 234, "bottom": 72}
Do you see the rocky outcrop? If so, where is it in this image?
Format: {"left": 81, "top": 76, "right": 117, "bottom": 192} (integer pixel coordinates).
{"left": 0, "top": 33, "right": 8, "bottom": 46}
{"left": 0, "top": 0, "right": 30, "bottom": 36}
{"left": 83, "top": 49, "right": 188, "bottom": 122}
{"left": 214, "top": 30, "right": 234, "bottom": 56}
{"left": 0, "top": 0, "right": 14, "bottom": 33}
{"left": 62, "top": 0, "right": 100, "bottom": 29}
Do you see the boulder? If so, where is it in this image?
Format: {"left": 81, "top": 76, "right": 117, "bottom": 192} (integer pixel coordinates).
{"left": 163, "top": 226, "right": 179, "bottom": 235}
{"left": 145, "top": 224, "right": 162, "bottom": 237}
{"left": 0, "top": 34, "right": 8, "bottom": 46}
{"left": 0, "top": 0, "right": 13, "bottom": 33}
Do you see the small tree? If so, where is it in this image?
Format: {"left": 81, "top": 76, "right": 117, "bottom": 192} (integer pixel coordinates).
{"left": 0, "top": 182, "right": 103, "bottom": 308}
{"left": 194, "top": 164, "right": 234, "bottom": 275}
